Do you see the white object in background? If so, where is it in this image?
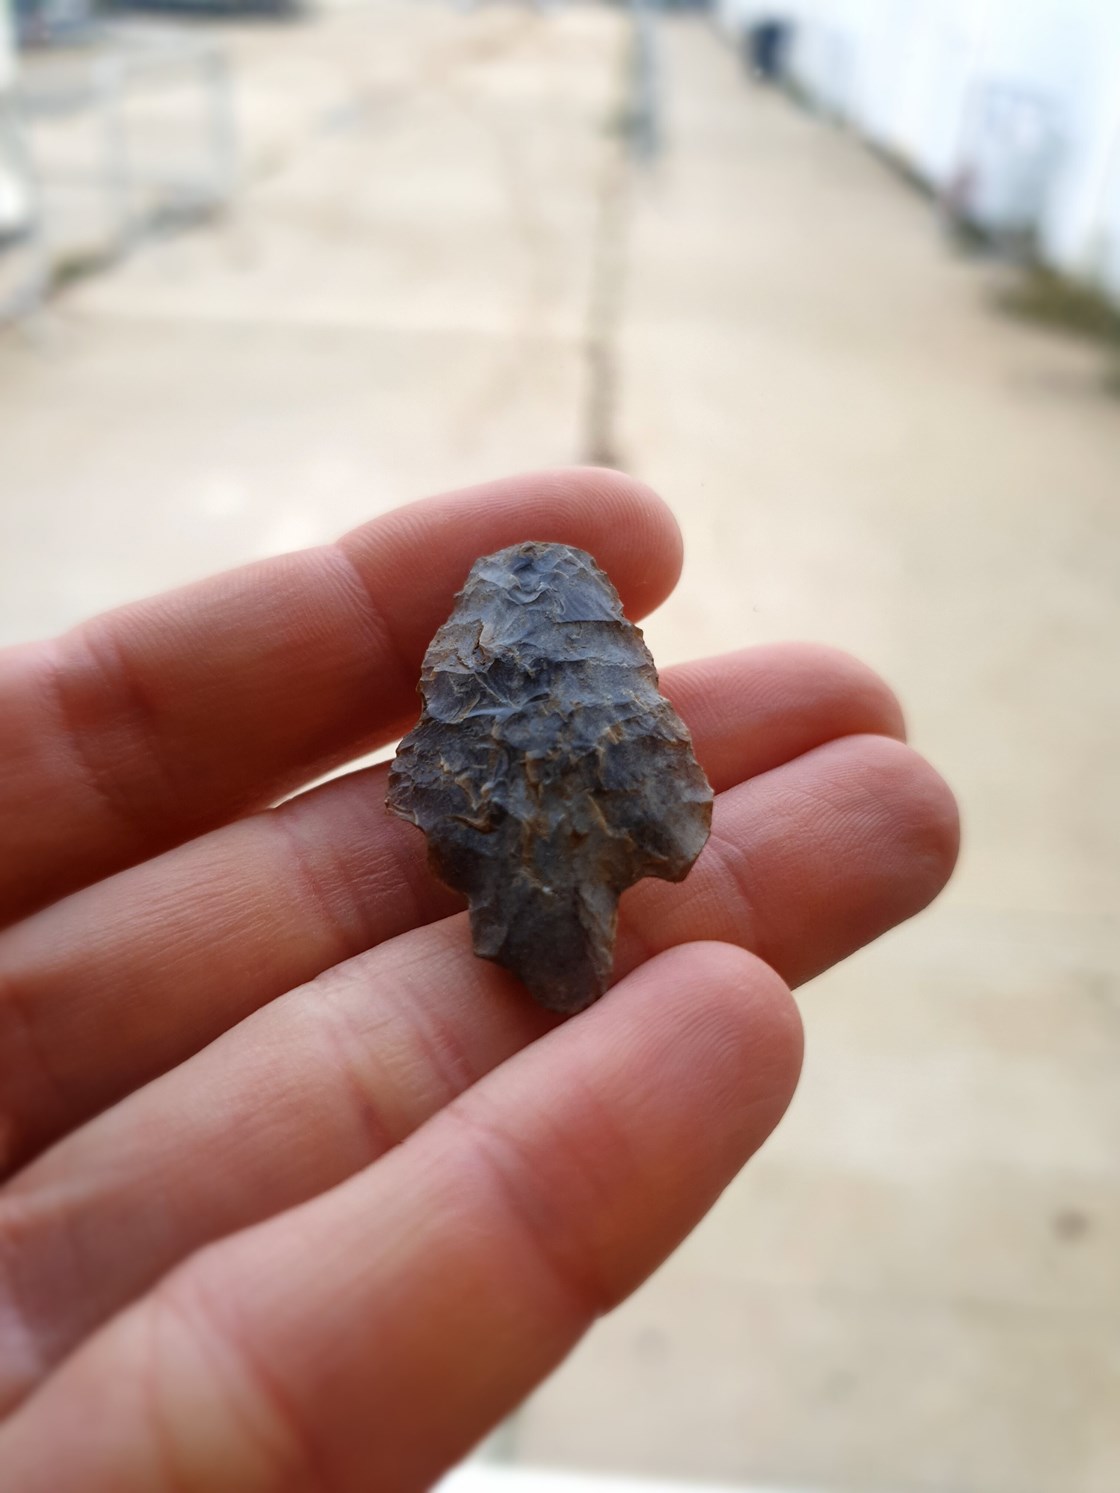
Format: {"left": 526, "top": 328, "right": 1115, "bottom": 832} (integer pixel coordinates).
{"left": 0, "top": 0, "right": 33, "bottom": 241}
{"left": 439, "top": 1467, "right": 821, "bottom": 1493}
{"left": 951, "top": 79, "right": 1063, "bottom": 237}
{"left": 0, "top": 0, "right": 15, "bottom": 92}
{"left": 0, "top": 160, "right": 31, "bottom": 238}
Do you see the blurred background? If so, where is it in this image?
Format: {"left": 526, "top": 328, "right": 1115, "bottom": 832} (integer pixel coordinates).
{"left": 2, "top": 1, "right": 1119, "bottom": 1490}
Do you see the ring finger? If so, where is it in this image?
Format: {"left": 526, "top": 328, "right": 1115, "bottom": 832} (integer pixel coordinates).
{"left": 0, "top": 729, "right": 957, "bottom": 1411}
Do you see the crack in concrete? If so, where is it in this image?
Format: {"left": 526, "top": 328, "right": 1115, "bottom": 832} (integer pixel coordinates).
{"left": 583, "top": 135, "right": 627, "bottom": 469}
{"left": 583, "top": 11, "right": 661, "bottom": 469}
{"left": 582, "top": 31, "right": 636, "bottom": 470}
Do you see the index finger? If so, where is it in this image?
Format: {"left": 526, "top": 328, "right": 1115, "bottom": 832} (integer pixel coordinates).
{"left": 0, "top": 469, "right": 681, "bottom": 924}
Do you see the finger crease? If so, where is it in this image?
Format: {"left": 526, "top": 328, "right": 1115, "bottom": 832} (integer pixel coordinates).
{"left": 444, "top": 1105, "right": 616, "bottom": 1325}
{"left": 312, "top": 978, "right": 403, "bottom": 1162}
{"left": 143, "top": 1298, "right": 195, "bottom": 1493}
{"left": 704, "top": 825, "right": 768, "bottom": 963}
{"left": 273, "top": 816, "right": 360, "bottom": 971}
{"left": 0, "top": 971, "right": 68, "bottom": 1177}
{"left": 0, "top": 1199, "right": 53, "bottom": 1407}
{"left": 394, "top": 976, "right": 479, "bottom": 1112}
{"left": 42, "top": 637, "right": 161, "bottom": 850}
{"left": 329, "top": 542, "right": 416, "bottom": 701}
{"left": 153, "top": 1279, "right": 334, "bottom": 1493}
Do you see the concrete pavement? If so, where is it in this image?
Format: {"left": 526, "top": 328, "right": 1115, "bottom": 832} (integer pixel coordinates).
{"left": 2, "top": 5, "right": 1118, "bottom": 1491}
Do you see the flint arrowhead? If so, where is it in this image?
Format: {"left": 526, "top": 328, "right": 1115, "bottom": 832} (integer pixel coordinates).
{"left": 387, "top": 542, "right": 713, "bottom": 1013}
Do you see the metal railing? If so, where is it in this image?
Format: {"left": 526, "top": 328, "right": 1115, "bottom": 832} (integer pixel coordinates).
{"left": 1, "top": 25, "right": 237, "bottom": 323}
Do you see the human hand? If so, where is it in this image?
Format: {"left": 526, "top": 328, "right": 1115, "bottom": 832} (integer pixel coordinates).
{"left": 0, "top": 470, "right": 958, "bottom": 1490}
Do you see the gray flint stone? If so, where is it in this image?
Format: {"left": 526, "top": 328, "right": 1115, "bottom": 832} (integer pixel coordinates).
{"left": 387, "top": 542, "right": 713, "bottom": 1013}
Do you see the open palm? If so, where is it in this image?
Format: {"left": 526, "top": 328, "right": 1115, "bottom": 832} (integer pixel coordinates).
{"left": 0, "top": 470, "right": 958, "bottom": 1490}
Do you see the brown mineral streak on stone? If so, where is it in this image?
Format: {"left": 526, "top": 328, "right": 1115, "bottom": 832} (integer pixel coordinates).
{"left": 387, "top": 542, "right": 713, "bottom": 1013}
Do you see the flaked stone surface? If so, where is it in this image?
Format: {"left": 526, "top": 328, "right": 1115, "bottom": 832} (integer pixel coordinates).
{"left": 387, "top": 542, "right": 713, "bottom": 1013}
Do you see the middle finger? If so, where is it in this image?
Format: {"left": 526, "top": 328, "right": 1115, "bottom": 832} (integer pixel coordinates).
{"left": 0, "top": 643, "right": 901, "bottom": 1176}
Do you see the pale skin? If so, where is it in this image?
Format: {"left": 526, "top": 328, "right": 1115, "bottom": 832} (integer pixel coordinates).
{"left": 0, "top": 470, "right": 958, "bottom": 1490}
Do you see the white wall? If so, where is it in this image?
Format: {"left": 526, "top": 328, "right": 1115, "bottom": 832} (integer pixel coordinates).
{"left": 439, "top": 1469, "right": 813, "bottom": 1493}
{"left": 715, "top": 0, "right": 1120, "bottom": 301}
{"left": 1, "top": 0, "right": 18, "bottom": 89}
{"left": 0, "top": 0, "right": 29, "bottom": 239}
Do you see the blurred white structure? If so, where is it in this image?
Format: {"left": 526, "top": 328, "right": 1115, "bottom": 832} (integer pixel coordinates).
{"left": 717, "top": 0, "right": 1120, "bottom": 299}
{"left": 0, "top": 1, "right": 13, "bottom": 92}
{"left": 439, "top": 1470, "right": 807, "bottom": 1493}
{"left": 1, "top": 0, "right": 35, "bottom": 251}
